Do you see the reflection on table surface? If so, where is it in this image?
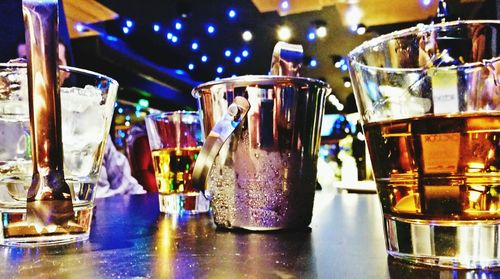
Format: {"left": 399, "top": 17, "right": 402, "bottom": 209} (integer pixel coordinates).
{"left": 0, "top": 192, "right": 498, "bottom": 278}
{"left": 329, "top": 180, "right": 377, "bottom": 194}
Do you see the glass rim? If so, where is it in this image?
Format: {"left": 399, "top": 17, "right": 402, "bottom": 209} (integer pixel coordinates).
{"left": 348, "top": 19, "right": 500, "bottom": 72}
{"left": 0, "top": 62, "right": 119, "bottom": 87}
{"left": 147, "top": 110, "right": 199, "bottom": 120}
{"left": 192, "top": 75, "right": 330, "bottom": 97}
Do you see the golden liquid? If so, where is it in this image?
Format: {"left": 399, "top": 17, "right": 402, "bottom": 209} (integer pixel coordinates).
{"left": 364, "top": 112, "right": 500, "bottom": 220}
{"left": 151, "top": 147, "right": 200, "bottom": 195}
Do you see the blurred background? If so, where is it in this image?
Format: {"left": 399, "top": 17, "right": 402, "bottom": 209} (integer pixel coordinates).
{"left": 1, "top": 0, "right": 497, "bottom": 191}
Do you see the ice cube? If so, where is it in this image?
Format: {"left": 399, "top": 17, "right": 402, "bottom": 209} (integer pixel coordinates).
{"left": 61, "top": 86, "right": 102, "bottom": 113}
{"left": 0, "top": 68, "right": 29, "bottom": 120}
{"left": 61, "top": 85, "right": 105, "bottom": 150}
{"left": 374, "top": 85, "right": 432, "bottom": 120}
{"left": 60, "top": 85, "right": 106, "bottom": 176}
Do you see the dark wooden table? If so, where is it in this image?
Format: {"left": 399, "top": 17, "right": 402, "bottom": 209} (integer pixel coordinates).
{"left": 1, "top": 191, "right": 498, "bottom": 278}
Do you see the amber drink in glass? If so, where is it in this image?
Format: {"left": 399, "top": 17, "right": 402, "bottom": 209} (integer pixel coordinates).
{"left": 349, "top": 20, "right": 500, "bottom": 268}
{"left": 145, "top": 111, "right": 209, "bottom": 214}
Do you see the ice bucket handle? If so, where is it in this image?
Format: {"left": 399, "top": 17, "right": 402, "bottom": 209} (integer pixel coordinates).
{"left": 192, "top": 96, "right": 251, "bottom": 194}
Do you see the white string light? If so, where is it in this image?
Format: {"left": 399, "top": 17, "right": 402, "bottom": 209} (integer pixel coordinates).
{"left": 242, "top": 30, "right": 253, "bottom": 41}
{"left": 277, "top": 26, "right": 292, "bottom": 41}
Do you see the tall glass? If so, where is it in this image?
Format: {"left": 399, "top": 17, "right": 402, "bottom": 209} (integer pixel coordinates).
{"left": 145, "top": 111, "right": 209, "bottom": 214}
{"left": 0, "top": 63, "right": 117, "bottom": 246}
{"left": 348, "top": 20, "right": 500, "bottom": 268}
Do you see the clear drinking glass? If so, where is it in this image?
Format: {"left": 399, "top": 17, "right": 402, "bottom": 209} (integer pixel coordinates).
{"left": 145, "top": 111, "right": 210, "bottom": 214}
{"left": 0, "top": 62, "right": 117, "bottom": 246}
{"left": 348, "top": 20, "right": 500, "bottom": 268}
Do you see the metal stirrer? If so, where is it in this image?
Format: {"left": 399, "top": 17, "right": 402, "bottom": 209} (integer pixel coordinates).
{"left": 23, "top": 0, "right": 74, "bottom": 227}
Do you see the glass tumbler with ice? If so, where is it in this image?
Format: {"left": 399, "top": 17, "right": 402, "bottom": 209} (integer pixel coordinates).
{"left": 0, "top": 63, "right": 117, "bottom": 246}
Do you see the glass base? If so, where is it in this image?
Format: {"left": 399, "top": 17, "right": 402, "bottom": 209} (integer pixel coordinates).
{"left": 384, "top": 215, "right": 500, "bottom": 269}
{"left": 1, "top": 232, "right": 90, "bottom": 247}
{"left": 159, "top": 193, "right": 210, "bottom": 214}
{"left": 0, "top": 203, "right": 93, "bottom": 247}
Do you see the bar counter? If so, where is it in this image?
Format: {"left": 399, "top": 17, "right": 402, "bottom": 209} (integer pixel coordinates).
{"left": 1, "top": 191, "right": 498, "bottom": 278}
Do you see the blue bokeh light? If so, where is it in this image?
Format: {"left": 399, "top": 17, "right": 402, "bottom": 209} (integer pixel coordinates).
{"left": 224, "top": 49, "right": 232, "bottom": 57}
{"left": 207, "top": 25, "right": 215, "bottom": 34}
{"left": 106, "top": 35, "right": 118, "bottom": 42}
{"left": 75, "top": 23, "right": 85, "bottom": 32}
{"left": 234, "top": 56, "right": 241, "bottom": 64}
{"left": 216, "top": 66, "right": 224, "bottom": 74}
{"left": 175, "top": 69, "right": 185, "bottom": 75}
{"left": 118, "top": 107, "right": 124, "bottom": 114}
{"left": 153, "top": 24, "right": 160, "bottom": 32}
{"left": 174, "top": 21, "right": 182, "bottom": 30}
{"left": 341, "top": 64, "right": 348, "bottom": 72}
{"left": 309, "top": 58, "right": 318, "bottom": 68}
{"left": 171, "top": 35, "right": 179, "bottom": 43}
{"left": 281, "top": 1, "right": 289, "bottom": 10}
{"left": 191, "top": 42, "right": 199, "bottom": 50}
{"left": 242, "top": 50, "right": 249, "bottom": 57}
{"left": 125, "top": 20, "right": 134, "bottom": 28}
{"left": 188, "top": 63, "right": 195, "bottom": 70}
{"left": 307, "top": 32, "right": 316, "bottom": 41}
{"left": 228, "top": 9, "right": 237, "bottom": 19}
{"left": 201, "top": 55, "right": 208, "bottom": 63}
{"left": 122, "top": 27, "right": 130, "bottom": 34}
{"left": 166, "top": 32, "right": 173, "bottom": 40}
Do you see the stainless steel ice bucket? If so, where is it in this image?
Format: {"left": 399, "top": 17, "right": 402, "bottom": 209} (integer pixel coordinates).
{"left": 192, "top": 75, "right": 330, "bottom": 230}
